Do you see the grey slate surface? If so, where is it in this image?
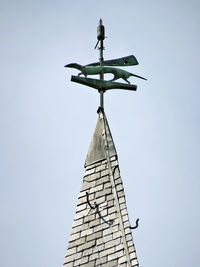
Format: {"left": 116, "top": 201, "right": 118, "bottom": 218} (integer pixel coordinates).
{"left": 64, "top": 110, "right": 139, "bottom": 267}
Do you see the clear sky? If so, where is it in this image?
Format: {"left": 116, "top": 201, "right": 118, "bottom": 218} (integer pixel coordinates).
{"left": 1, "top": 0, "right": 200, "bottom": 266}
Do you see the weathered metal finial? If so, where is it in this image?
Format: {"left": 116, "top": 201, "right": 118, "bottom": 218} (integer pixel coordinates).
{"left": 97, "top": 19, "right": 105, "bottom": 40}
{"left": 64, "top": 21, "right": 146, "bottom": 110}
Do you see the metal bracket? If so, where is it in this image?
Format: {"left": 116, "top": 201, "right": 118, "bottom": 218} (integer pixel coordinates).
{"left": 86, "top": 192, "right": 97, "bottom": 209}
{"left": 86, "top": 192, "right": 113, "bottom": 226}
{"left": 130, "top": 218, "right": 139, "bottom": 229}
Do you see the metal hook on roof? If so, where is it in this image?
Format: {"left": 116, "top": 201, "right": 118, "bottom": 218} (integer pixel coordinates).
{"left": 130, "top": 218, "right": 139, "bottom": 229}
{"left": 86, "top": 192, "right": 113, "bottom": 226}
{"left": 86, "top": 192, "right": 97, "bottom": 210}
{"left": 112, "top": 165, "right": 119, "bottom": 176}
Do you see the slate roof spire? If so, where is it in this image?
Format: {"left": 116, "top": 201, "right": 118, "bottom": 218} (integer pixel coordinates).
{"left": 63, "top": 108, "right": 139, "bottom": 266}
{"left": 63, "top": 19, "right": 145, "bottom": 267}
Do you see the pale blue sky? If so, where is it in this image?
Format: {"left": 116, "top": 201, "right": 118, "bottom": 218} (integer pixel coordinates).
{"left": 1, "top": 1, "right": 200, "bottom": 266}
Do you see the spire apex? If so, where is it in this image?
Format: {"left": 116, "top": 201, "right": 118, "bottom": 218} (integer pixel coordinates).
{"left": 63, "top": 111, "right": 139, "bottom": 267}
{"left": 85, "top": 109, "right": 116, "bottom": 167}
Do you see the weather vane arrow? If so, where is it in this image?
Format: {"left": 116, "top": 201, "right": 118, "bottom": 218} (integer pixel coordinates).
{"left": 65, "top": 19, "right": 146, "bottom": 109}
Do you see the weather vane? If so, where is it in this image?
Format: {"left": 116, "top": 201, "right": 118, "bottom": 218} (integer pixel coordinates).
{"left": 65, "top": 19, "right": 146, "bottom": 109}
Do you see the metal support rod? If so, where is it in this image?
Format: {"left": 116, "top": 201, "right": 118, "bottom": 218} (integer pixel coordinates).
{"left": 98, "top": 20, "right": 104, "bottom": 109}
{"left": 99, "top": 39, "right": 104, "bottom": 108}
{"left": 100, "top": 90, "right": 104, "bottom": 108}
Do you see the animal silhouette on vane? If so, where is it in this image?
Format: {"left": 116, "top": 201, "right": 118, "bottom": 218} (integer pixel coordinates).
{"left": 65, "top": 63, "right": 146, "bottom": 84}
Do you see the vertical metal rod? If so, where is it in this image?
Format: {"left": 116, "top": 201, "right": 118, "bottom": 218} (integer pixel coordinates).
{"left": 100, "top": 91, "right": 104, "bottom": 108}
{"left": 99, "top": 39, "right": 104, "bottom": 108}
{"left": 97, "top": 19, "right": 105, "bottom": 109}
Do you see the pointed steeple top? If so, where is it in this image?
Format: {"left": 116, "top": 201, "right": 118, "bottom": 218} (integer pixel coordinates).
{"left": 64, "top": 110, "right": 139, "bottom": 267}
{"left": 85, "top": 108, "right": 117, "bottom": 167}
